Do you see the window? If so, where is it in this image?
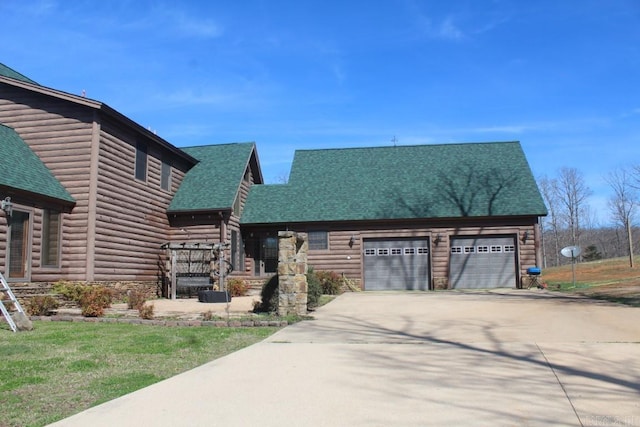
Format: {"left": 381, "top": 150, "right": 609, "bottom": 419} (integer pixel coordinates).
{"left": 8, "top": 210, "right": 31, "bottom": 279}
{"left": 364, "top": 248, "right": 376, "bottom": 256}
{"left": 233, "top": 195, "right": 242, "bottom": 216}
{"left": 135, "top": 142, "right": 147, "bottom": 181}
{"left": 404, "top": 248, "right": 416, "bottom": 255}
{"left": 490, "top": 245, "right": 502, "bottom": 253}
{"left": 377, "top": 248, "right": 390, "bottom": 256}
{"left": 308, "top": 231, "right": 328, "bottom": 250}
{"left": 42, "top": 210, "right": 61, "bottom": 267}
{"left": 451, "top": 246, "right": 462, "bottom": 254}
{"left": 231, "top": 230, "right": 244, "bottom": 272}
{"left": 161, "top": 158, "right": 171, "bottom": 191}
{"left": 504, "top": 245, "right": 515, "bottom": 253}
{"left": 464, "top": 246, "right": 476, "bottom": 254}
{"left": 390, "top": 248, "right": 402, "bottom": 255}
{"left": 417, "top": 247, "right": 429, "bottom": 255}
{"left": 477, "top": 246, "right": 489, "bottom": 253}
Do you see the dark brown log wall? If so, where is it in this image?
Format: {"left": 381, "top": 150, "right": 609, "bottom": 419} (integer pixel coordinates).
{"left": 0, "top": 84, "right": 94, "bottom": 281}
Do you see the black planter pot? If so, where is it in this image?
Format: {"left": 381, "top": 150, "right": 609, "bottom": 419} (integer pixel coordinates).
{"left": 198, "top": 290, "right": 232, "bottom": 303}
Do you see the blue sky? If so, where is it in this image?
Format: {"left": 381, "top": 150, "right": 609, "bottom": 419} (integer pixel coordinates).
{"left": 2, "top": 1, "right": 639, "bottom": 224}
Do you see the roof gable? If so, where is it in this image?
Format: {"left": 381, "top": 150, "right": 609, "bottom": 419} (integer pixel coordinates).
{"left": 0, "top": 62, "right": 39, "bottom": 85}
{"left": 241, "top": 141, "right": 547, "bottom": 224}
{"left": 168, "top": 142, "right": 258, "bottom": 213}
{"left": 0, "top": 124, "right": 75, "bottom": 204}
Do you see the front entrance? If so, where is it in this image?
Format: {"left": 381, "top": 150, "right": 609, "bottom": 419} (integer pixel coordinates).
{"left": 8, "top": 210, "right": 31, "bottom": 280}
{"left": 363, "top": 238, "right": 431, "bottom": 290}
{"left": 254, "top": 236, "right": 278, "bottom": 276}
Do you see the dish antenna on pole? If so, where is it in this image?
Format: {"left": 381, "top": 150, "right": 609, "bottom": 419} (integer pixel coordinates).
{"left": 560, "top": 246, "right": 581, "bottom": 288}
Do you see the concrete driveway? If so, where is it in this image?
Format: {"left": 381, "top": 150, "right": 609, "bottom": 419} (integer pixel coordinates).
{"left": 49, "top": 290, "right": 640, "bottom": 427}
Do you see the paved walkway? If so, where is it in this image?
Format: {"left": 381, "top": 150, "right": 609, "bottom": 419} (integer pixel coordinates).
{"left": 49, "top": 290, "right": 640, "bottom": 426}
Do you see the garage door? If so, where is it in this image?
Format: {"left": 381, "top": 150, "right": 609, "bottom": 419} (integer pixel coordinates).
{"left": 449, "top": 236, "right": 517, "bottom": 289}
{"left": 363, "top": 238, "right": 430, "bottom": 290}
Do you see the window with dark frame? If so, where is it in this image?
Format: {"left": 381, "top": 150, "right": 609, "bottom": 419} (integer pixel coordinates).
{"left": 135, "top": 142, "right": 147, "bottom": 181}
{"left": 308, "top": 231, "right": 328, "bottom": 250}
{"left": 42, "top": 210, "right": 61, "bottom": 267}
{"left": 161, "top": 158, "right": 171, "bottom": 191}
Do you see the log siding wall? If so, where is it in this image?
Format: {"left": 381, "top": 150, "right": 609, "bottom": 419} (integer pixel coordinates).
{"left": 0, "top": 82, "right": 194, "bottom": 283}
{"left": 243, "top": 217, "right": 540, "bottom": 290}
{"left": 0, "top": 84, "right": 94, "bottom": 281}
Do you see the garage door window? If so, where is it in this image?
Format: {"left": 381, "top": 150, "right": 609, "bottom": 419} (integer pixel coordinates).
{"left": 451, "top": 246, "right": 462, "bottom": 254}
{"left": 417, "top": 247, "right": 429, "bottom": 255}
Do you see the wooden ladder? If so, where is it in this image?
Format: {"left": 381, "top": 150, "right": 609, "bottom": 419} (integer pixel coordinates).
{"left": 0, "top": 271, "right": 25, "bottom": 332}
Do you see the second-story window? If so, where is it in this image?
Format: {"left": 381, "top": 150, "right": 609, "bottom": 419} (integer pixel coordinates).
{"left": 135, "top": 142, "right": 147, "bottom": 181}
{"left": 161, "top": 158, "right": 171, "bottom": 191}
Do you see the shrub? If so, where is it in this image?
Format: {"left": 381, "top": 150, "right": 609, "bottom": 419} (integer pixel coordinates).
{"left": 79, "top": 286, "right": 113, "bottom": 317}
{"left": 52, "top": 281, "right": 90, "bottom": 303}
{"left": 202, "top": 310, "right": 214, "bottom": 321}
{"left": 314, "top": 270, "right": 343, "bottom": 295}
{"left": 253, "top": 275, "right": 279, "bottom": 313}
{"left": 138, "top": 303, "right": 154, "bottom": 320}
{"left": 226, "top": 278, "right": 249, "bottom": 297}
{"left": 127, "top": 289, "right": 147, "bottom": 310}
{"left": 26, "top": 295, "right": 59, "bottom": 316}
{"left": 306, "top": 268, "right": 322, "bottom": 309}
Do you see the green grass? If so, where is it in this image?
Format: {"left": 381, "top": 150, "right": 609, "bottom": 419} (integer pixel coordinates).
{"left": 543, "top": 256, "right": 640, "bottom": 306}
{"left": 0, "top": 322, "right": 278, "bottom": 427}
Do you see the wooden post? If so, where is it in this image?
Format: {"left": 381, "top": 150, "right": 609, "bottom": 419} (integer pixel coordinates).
{"left": 171, "top": 249, "right": 177, "bottom": 300}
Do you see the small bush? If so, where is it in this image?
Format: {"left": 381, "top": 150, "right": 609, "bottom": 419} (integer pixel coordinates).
{"left": 138, "top": 303, "right": 154, "bottom": 320}
{"left": 226, "top": 278, "right": 249, "bottom": 297}
{"left": 306, "top": 268, "right": 322, "bottom": 309}
{"left": 127, "top": 289, "right": 147, "bottom": 310}
{"left": 79, "top": 286, "right": 113, "bottom": 318}
{"left": 53, "top": 281, "right": 90, "bottom": 303}
{"left": 314, "top": 270, "right": 343, "bottom": 295}
{"left": 253, "top": 275, "right": 279, "bottom": 313}
{"left": 26, "top": 295, "right": 59, "bottom": 316}
{"left": 202, "top": 310, "right": 214, "bottom": 321}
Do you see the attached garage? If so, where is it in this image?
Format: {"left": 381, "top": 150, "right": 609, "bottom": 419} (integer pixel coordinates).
{"left": 363, "top": 238, "right": 430, "bottom": 291}
{"left": 449, "top": 236, "right": 517, "bottom": 289}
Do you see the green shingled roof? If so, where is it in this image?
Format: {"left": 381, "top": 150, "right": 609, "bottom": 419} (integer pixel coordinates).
{"left": 168, "top": 142, "right": 256, "bottom": 212}
{"left": 0, "top": 124, "right": 75, "bottom": 203}
{"left": 0, "top": 62, "right": 38, "bottom": 85}
{"left": 241, "top": 141, "right": 547, "bottom": 224}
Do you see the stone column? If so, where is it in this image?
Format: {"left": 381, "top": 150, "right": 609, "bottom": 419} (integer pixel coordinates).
{"left": 277, "top": 231, "right": 308, "bottom": 316}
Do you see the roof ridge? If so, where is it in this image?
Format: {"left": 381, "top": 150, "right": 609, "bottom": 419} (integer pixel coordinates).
{"left": 180, "top": 141, "right": 256, "bottom": 150}
{"left": 294, "top": 141, "right": 520, "bottom": 153}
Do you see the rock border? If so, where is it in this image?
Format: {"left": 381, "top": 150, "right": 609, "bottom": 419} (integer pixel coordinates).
{"left": 28, "top": 315, "right": 288, "bottom": 327}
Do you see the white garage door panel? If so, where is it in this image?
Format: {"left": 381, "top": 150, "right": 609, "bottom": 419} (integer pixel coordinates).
{"left": 449, "top": 236, "right": 517, "bottom": 289}
{"left": 363, "top": 239, "right": 430, "bottom": 291}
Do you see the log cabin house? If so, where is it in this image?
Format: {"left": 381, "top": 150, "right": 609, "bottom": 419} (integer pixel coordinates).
{"left": 0, "top": 63, "right": 547, "bottom": 294}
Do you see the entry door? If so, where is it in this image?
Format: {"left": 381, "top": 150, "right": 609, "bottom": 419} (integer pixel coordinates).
{"left": 8, "top": 210, "right": 31, "bottom": 280}
{"left": 363, "top": 238, "right": 430, "bottom": 291}
{"left": 449, "top": 236, "right": 517, "bottom": 289}
{"left": 254, "top": 236, "right": 277, "bottom": 276}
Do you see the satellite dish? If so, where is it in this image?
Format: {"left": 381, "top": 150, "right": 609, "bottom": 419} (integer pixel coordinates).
{"left": 561, "top": 246, "right": 581, "bottom": 258}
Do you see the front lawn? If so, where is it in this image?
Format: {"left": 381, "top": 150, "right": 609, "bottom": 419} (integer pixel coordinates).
{"left": 0, "top": 322, "right": 278, "bottom": 427}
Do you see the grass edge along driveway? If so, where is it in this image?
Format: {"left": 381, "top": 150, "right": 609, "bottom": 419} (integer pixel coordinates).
{"left": 0, "top": 321, "right": 278, "bottom": 427}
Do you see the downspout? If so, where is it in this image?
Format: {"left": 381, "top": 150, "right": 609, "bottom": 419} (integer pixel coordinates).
{"left": 86, "top": 113, "right": 101, "bottom": 282}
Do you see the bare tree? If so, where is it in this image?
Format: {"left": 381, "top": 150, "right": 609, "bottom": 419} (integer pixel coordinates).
{"left": 556, "top": 167, "right": 592, "bottom": 248}
{"left": 606, "top": 168, "right": 637, "bottom": 267}
{"left": 538, "top": 175, "right": 561, "bottom": 267}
